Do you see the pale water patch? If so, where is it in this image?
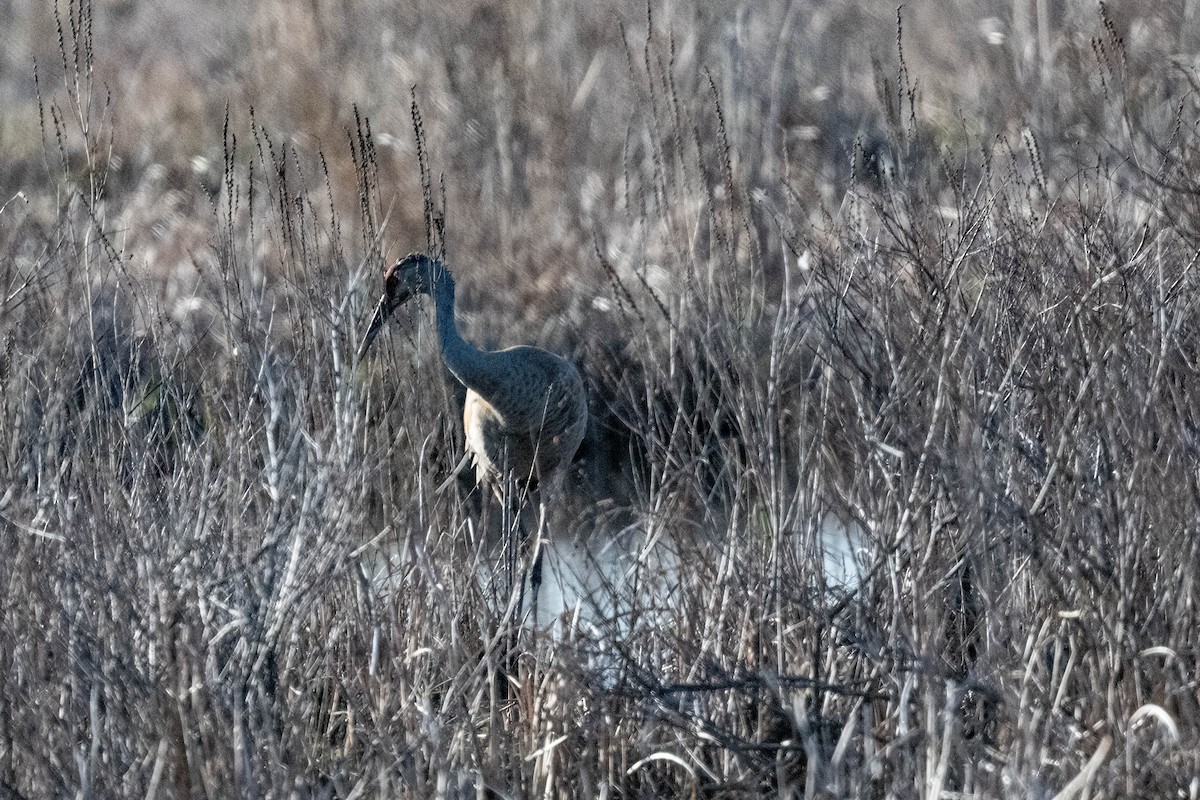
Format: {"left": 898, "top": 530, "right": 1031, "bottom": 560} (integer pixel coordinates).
{"left": 534, "top": 512, "right": 872, "bottom": 634}
{"left": 817, "top": 514, "right": 869, "bottom": 592}
{"left": 534, "top": 523, "right": 682, "bottom": 635}
{"left": 365, "top": 510, "right": 872, "bottom": 640}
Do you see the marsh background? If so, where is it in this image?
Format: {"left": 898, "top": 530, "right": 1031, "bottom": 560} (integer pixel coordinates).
{"left": 2, "top": 0, "right": 1200, "bottom": 796}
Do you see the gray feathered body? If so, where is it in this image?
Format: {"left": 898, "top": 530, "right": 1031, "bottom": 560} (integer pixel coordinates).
{"left": 462, "top": 346, "right": 587, "bottom": 489}
{"left": 360, "top": 253, "right": 586, "bottom": 621}
{"left": 410, "top": 261, "right": 587, "bottom": 495}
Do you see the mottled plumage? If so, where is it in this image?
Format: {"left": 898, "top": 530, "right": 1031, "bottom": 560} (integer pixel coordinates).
{"left": 358, "top": 253, "right": 587, "bottom": 617}
{"left": 461, "top": 345, "right": 587, "bottom": 489}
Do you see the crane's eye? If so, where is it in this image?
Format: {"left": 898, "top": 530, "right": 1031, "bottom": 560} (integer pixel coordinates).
{"left": 384, "top": 269, "right": 401, "bottom": 296}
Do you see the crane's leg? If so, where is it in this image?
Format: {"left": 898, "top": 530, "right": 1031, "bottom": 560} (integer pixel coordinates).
{"left": 498, "top": 486, "right": 521, "bottom": 620}
{"left": 494, "top": 474, "right": 532, "bottom": 626}
{"left": 527, "top": 500, "right": 547, "bottom": 627}
{"left": 501, "top": 483, "right": 544, "bottom": 629}
{"left": 510, "top": 492, "right": 538, "bottom": 627}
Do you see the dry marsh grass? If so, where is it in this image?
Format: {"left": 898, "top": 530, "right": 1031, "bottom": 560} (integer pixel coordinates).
{"left": 3, "top": 0, "right": 1200, "bottom": 797}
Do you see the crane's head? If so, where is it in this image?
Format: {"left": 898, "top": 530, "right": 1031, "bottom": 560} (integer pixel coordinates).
{"left": 357, "top": 253, "right": 449, "bottom": 361}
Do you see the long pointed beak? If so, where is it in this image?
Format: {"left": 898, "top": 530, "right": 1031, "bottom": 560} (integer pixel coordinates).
{"left": 357, "top": 294, "right": 393, "bottom": 362}
{"left": 357, "top": 288, "right": 414, "bottom": 362}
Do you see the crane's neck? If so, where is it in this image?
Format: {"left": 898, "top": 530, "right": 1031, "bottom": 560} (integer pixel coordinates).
{"left": 430, "top": 275, "right": 502, "bottom": 399}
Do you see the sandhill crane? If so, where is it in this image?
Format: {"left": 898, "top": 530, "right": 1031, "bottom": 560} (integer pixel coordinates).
{"left": 357, "top": 252, "right": 588, "bottom": 621}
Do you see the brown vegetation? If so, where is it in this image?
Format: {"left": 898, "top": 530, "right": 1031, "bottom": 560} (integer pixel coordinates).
{"left": 2, "top": 0, "right": 1199, "bottom": 796}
